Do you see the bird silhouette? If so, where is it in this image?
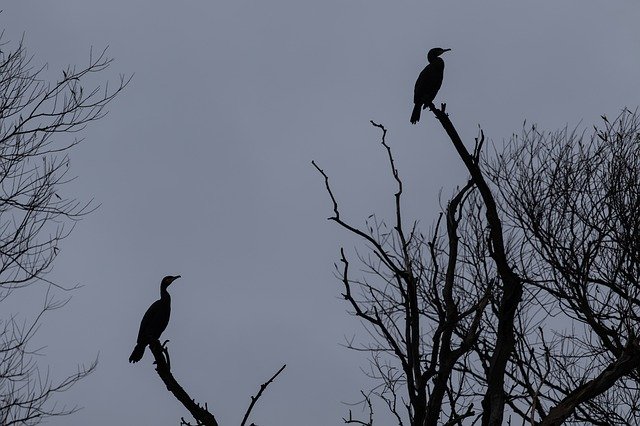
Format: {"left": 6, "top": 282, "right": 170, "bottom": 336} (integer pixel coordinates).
{"left": 411, "top": 47, "right": 451, "bottom": 124}
{"left": 129, "top": 275, "right": 181, "bottom": 363}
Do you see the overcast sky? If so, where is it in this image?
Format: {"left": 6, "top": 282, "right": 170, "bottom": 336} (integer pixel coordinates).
{"left": 2, "top": 1, "right": 639, "bottom": 425}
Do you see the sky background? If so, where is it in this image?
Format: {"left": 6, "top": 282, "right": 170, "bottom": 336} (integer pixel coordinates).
{"left": 1, "top": 1, "right": 639, "bottom": 425}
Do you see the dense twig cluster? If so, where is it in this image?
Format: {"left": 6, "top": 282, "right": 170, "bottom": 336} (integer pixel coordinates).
{"left": 315, "top": 105, "right": 640, "bottom": 425}
{"left": 0, "top": 33, "right": 128, "bottom": 425}
{"left": 486, "top": 108, "right": 640, "bottom": 425}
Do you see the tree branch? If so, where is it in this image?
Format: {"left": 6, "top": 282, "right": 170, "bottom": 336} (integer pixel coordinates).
{"left": 540, "top": 340, "right": 640, "bottom": 426}
{"left": 240, "top": 364, "right": 286, "bottom": 426}
{"left": 429, "top": 103, "right": 523, "bottom": 426}
{"left": 148, "top": 341, "right": 219, "bottom": 426}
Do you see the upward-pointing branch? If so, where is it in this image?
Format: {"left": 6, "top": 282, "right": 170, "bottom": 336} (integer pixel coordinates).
{"left": 241, "top": 364, "right": 287, "bottom": 426}
{"left": 429, "top": 103, "right": 524, "bottom": 426}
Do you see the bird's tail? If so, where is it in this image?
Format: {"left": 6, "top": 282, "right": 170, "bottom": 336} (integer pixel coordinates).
{"left": 129, "top": 343, "right": 145, "bottom": 363}
{"left": 410, "top": 104, "right": 421, "bottom": 124}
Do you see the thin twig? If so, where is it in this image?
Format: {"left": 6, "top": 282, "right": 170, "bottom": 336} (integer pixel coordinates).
{"left": 240, "top": 364, "right": 287, "bottom": 426}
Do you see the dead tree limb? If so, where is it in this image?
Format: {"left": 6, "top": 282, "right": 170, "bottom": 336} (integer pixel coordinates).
{"left": 240, "top": 364, "right": 286, "bottom": 426}
{"left": 148, "top": 341, "right": 219, "bottom": 426}
{"left": 429, "top": 102, "right": 523, "bottom": 426}
{"left": 539, "top": 336, "right": 640, "bottom": 424}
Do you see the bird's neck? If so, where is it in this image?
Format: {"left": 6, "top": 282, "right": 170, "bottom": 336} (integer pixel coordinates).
{"left": 160, "top": 286, "right": 171, "bottom": 301}
{"left": 428, "top": 56, "right": 444, "bottom": 66}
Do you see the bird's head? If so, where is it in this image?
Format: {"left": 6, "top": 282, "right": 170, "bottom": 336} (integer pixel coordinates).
{"left": 161, "top": 275, "right": 181, "bottom": 289}
{"left": 428, "top": 47, "right": 451, "bottom": 61}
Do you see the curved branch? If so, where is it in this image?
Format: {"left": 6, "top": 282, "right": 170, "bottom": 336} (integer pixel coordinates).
{"left": 540, "top": 340, "right": 640, "bottom": 426}
{"left": 148, "top": 341, "right": 219, "bottom": 426}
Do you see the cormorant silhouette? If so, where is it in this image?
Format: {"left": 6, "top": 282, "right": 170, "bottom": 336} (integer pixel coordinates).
{"left": 411, "top": 47, "right": 451, "bottom": 124}
{"left": 129, "top": 275, "right": 181, "bottom": 363}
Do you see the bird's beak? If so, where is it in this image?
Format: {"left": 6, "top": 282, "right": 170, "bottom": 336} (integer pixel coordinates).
{"left": 172, "top": 275, "right": 181, "bottom": 282}
{"left": 442, "top": 48, "right": 451, "bottom": 53}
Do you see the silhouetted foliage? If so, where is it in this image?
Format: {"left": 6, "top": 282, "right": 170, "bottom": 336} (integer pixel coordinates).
{"left": 315, "top": 107, "right": 640, "bottom": 425}
{"left": 0, "top": 30, "right": 128, "bottom": 425}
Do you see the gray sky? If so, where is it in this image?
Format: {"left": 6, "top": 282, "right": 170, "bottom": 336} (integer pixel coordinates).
{"left": 2, "top": 1, "right": 639, "bottom": 425}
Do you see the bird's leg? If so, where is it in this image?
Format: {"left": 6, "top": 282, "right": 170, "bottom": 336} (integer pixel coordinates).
{"left": 151, "top": 340, "right": 171, "bottom": 370}
{"left": 161, "top": 339, "right": 171, "bottom": 370}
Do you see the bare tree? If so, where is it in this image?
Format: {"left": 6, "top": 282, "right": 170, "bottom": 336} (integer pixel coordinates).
{"left": 0, "top": 31, "right": 128, "bottom": 425}
{"left": 485, "top": 109, "right": 640, "bottom": 425}
{"left": 314, "top": 106, "right": 640, "bottom": 425}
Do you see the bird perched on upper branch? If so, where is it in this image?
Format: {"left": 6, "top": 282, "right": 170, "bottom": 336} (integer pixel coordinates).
{"left": 410, "top": 47, "right": 451, "bottom": 124}
{"left": 129, "top": 275, "right": 181, "bottom": 363}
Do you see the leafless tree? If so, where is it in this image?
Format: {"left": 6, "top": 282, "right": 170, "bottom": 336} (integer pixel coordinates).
{"left": 485, "top": 108, "right": 640, "bottom": 425}
{"left": 0, "top": 31, "right": 128, "bottom": 425}
{"left": 314, "top": 106, "right": 640, "bottom": 425}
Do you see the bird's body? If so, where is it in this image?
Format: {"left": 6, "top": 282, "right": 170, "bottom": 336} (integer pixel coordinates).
{"left": 411, "top": 48, "right": 451, "bottom": 124}
{"left": 129, "top": 275, "right": 180, "bottom": 363}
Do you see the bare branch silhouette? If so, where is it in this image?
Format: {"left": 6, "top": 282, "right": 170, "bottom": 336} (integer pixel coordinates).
{"left": 316, "top": 107, "right": 640, "bottom": 425}
{"left": 241, "top": 364, "right": 286, "bottom": 426}
{"left": 149, "top": 341, "right": 219, "bottom": 426}
{"left": 131, "top": 277, "right": 285, "bottom": 425}
{"left": 0, "top": 30, "right": 128, "bottom": 425}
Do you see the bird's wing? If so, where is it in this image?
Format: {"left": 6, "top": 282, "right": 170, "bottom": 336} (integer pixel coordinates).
{"left": 137, "top": 299, "right": 162, "bottom": 342}
{"left": 414, "top": 61, "right": 445, "bottom": 106}
{"left": 413, "top": 65, "right": 432, "bottom": 104}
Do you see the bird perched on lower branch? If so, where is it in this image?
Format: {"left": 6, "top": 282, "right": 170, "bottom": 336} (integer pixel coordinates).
{"left": 411, "top": 47, "right": 451, "bottom": 124}
{"left": 129, "top": 275, "right": 181, "bottom": 363}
